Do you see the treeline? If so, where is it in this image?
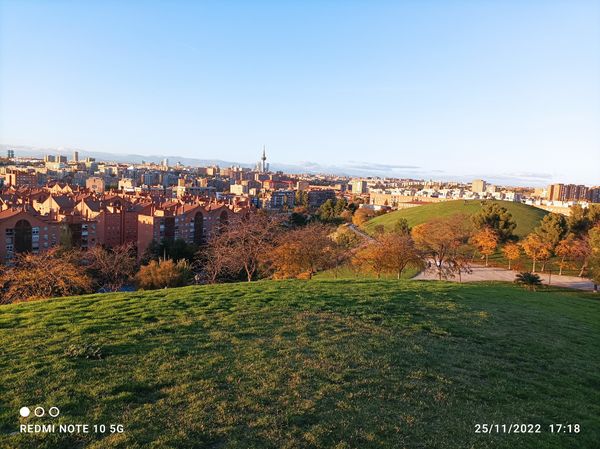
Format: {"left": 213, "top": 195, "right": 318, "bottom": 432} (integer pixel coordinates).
{"left": 344, "top": 202, "right": 600, "bottom": 286}
{"left": 0, "top": 212, "right": 348, "bottom": 304}
{"left": 289, "top": 195, "right": 386, "bottom": 227}
{"left": 517, "top": 205, "right": 600, "bottom": 276}
{"left": 2, "top": 203, "right": 600, "bottom": 304}
{"left": 404, "top": 203, "right": 600, "bottom": 283}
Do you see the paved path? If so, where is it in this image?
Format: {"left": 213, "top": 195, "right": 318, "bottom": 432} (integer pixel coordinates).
{"left": 345, "top": 224, "right": 375, "bottom": 242}
{"left": 413, "top": 264, "right": 596, "bottom": 292}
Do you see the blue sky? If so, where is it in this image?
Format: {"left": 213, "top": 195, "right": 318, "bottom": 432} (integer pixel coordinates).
{"left": 1, "top": 0, "right": 599, "bottom": 185}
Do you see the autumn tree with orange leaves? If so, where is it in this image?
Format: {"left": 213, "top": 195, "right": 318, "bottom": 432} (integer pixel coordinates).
{"left": 267, "top": 223, "right": 336, "bottom": 279}
{"left": 520, "top": 233, "right": 552, "bottom": 273}
{"left": 469, "top": 227, "right": 499, "bottom": 267}
{"left": 555, "top": 234, "right": 591, "bottom": 276}
{"left": 381, "top": 233, "right": 423, "bottom": 279}
{"left": 353, "top": 239, "right": 388, "bottom": 279}
{"left": 352, "top": 208, "right": 377, "bottom": 226}
{"left": 502, "top": 242, "right": 521, "bottom": 270}
{"left": 354, "top": 233, "right": 423, "bottom": 279}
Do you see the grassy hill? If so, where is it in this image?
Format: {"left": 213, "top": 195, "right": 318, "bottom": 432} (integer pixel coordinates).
{"left": 363, "top": 200, "right": 548, "bottom": 238}
{"left": 1, "top": 280, "right": 599, "bottom": 449}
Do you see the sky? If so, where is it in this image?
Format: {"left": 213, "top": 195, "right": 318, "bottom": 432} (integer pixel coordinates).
{"left": 1, "top": 0, "right": 599, "bottom": 185}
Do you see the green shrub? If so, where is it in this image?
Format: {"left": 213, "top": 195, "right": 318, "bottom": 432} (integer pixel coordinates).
{"left": 514, "top": 272, "right": 542, "bottom": 291}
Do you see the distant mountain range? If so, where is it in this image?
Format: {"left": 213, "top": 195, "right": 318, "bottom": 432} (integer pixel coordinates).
{"left": 0, "top": 144, "right": 428, "bottom": 179}
{"left": 0, "top": 143, "right": 560, "bottom": 186}
{"left": 1, "top": 144, "right": 243, "bottom": 169}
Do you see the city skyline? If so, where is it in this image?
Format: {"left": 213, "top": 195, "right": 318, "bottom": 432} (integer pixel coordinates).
{"left": 1, "top": 1, "right": 599, "bottom": 185}
{"left": 0, "top": 142, "right": 597, "bottom": 187}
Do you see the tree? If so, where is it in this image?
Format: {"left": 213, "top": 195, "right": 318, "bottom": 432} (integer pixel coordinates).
{"left": 347, "top": 202, "right": 359, "bottom": 214}
{"left": 317, "top": 199, "right": 336, "bottom": 222}
{"left": 567, "top": 205, "right": 591, "bottom": 236}
{"left": 373, "top": 224, "right": 385, "bottom": 236}
{"left": 471, "top": 203, "right": 516, "bottom": 242}
{"left": 555, "top": 234, "right": 591, "bottom": 276}
{"left": 167, "top": 239, "right": 199, "bottom": 262}
{"left": 588, "top": 205, "right": 600, "bottom": 227}
{"left": 326, "top": 225, "right": 361, "bottom": 278}
{"left": 352, "top": 208, "right": 376, "bottom": 226}
{"left": 59, "top": 225, "right": 74, "bottom": 250}
{"left": 267, "top": 223, "right": 335, "bottom": 279}
{"left": 333, "top": 197, "right": 348, "bottom": 216}
{"left": 203, "top": 213, "right": 282, "bottom": 282}
{"left": 327, "top": 240, "right": 352, "bottom": 279}
{"left": 333, "top": 226, "right": 361, "bottom": 249}
{"left": 520, "top": 233, "right": 552, "bottom": 273}
{"left": 393, "top": 218, "right": 411, "bottom": 235}
{"left": 572, "top": 236, "right": 592, "bottom": 277}
{"left": 412, "top": 214, "right": 473, "bottom": 280}
{"left": 588, "top": 226, "right": 600, "bottom": 292}
{"left": 502, "top": 242, "right": 521, "bottom": 270}
{"left": 85, "top": 244, "right": 138, "bottom": 291}
{"left": 447, "top": 243, "right": 473, "bottom": 283}
{"left": 196, "top": 240, "right": 236, "bottom": 284}
{"left": 289, "top": 211, "right": 308, "bottom": 227}
{"left": 514, "top": 272, "right": 542, "bottom": 292}
{"left": 295, "top": 191, "right": 308, "bottom": 208}
{"left": 0, "top": 250, "right": 93, "bottom": 304}
{"left": 469, "top": 227, "right": 499, "bottom": 267}
{"left": 567, "top": 204, "right": 600, "bottom": 237}
{"left": 535, "top": 213, "right": 568, "bottom": 252}
{"left": 379, "top": 233, "right": 423, "bottom": 279}
{"left": 353, "top": 241, "right": 387, "bottom": 279}
{"left": 340, "top": 209, "right": 354, "bottom": 223}
{"left": 136, "top": 259, "right": 192, "bottom": 289}
{"left": 142, "top": 238, "right": 198, "bottom": 263}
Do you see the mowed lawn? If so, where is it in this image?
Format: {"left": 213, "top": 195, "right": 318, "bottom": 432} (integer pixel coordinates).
{"left": 313, "top": 264, "right": 420, "bottom": 280}
{"left": 1, "top": 280, "right": 599, "bottom": 449}
{"left": 363, "top": 200, "right": 548, "bottom": 238}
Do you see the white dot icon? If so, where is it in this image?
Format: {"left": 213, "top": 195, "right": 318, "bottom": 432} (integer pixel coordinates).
{"left": 19, "top": 407, "right": 30, "bottom": 417}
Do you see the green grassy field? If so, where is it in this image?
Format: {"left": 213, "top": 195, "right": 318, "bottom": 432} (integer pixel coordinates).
{"left": 1, "top": 280, "right": 599, "bottom": 449}
{"left": 363, "top": 200, "right": 548, "bottom": 238}
{"left": 313, "top": 264, "right": 420, "bottom": 280}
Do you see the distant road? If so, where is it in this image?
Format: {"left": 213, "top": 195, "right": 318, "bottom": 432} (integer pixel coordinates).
{"left": 413, "top": 264, "right": 595, "bottom": 291}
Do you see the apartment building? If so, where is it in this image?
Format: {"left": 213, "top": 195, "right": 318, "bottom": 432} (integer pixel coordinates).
{"left": 0, "top": 208, "right": 60, "bottom": 262}
{"left": 137, "top": 203, "right": 238, "bottom": 257}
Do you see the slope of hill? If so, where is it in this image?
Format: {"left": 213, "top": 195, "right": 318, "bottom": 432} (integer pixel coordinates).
{"left": 1, "top": 280, "right": 598, "bottom": 449}
{"left": 363, "top": 200, "right": 548, "bottom": 238}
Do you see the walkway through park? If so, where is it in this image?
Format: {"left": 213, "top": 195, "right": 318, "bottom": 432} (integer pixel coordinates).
{"left": 413, "top": 264, "right": 596, "bottom": 292}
